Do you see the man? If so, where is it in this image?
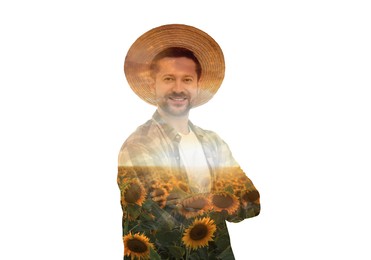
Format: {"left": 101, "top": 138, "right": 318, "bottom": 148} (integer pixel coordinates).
{"left": 118, "top": 24, "right": 260, "bottom": 260}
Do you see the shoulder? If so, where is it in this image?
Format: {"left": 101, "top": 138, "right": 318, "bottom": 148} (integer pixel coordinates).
{"left": 120, "top": 119, "right": 160, "bottom": 150}
{"left": 191, "top": 123, "right": 224, "bottom": 142}
{"left": 118, "top": 118, "right": 163, "bottom": 166}
{"left": 190, "top": 124, "right": 233, "bottom": 153}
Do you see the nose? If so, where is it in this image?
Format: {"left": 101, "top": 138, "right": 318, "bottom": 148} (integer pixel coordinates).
{"left": 172, "top": 79, "right": 184, "bottom": 92}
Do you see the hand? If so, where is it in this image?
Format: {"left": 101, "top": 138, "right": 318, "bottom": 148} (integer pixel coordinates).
{"left": 181, "top": 193, "right": 210, "bottom": 212}
{"left": 149, "top": 187, "right": 169, "bottom": 208}
{"left": 165, "top": 187, "right": 190, "bottom": 208}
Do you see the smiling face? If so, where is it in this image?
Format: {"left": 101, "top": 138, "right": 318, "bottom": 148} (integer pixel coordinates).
{"left": 151, "top": 57, "right": 199, "bottom": 117}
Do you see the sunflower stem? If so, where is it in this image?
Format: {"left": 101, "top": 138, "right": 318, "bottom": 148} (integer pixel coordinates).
{"left": 185, "top": 247, "right": 191, "bottom": 260}
{"left": 180, "top": 223, "right": 184, "bottom": 237}
{"left": 124, "top": 210, "right": 129, "bottom": 235}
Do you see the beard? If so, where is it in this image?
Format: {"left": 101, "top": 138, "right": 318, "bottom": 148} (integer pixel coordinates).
{"left": 156, "top": 91, "right": 193, "bottom": 117}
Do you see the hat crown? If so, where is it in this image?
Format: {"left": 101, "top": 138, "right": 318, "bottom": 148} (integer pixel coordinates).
{"left": 124, "top": 24, "right": 225, "bottom": 107}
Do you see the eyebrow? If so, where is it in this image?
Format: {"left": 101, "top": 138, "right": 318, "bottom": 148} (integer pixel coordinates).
{"left": 161, "top": 74, "right": 195, "bottom": 78}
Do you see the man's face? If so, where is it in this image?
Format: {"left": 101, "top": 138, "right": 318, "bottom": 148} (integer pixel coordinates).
{"left": 151, "top": 57, "right": 199, "bottom": 117}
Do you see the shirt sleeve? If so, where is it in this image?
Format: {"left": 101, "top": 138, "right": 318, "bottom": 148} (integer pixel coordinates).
{"left": 118, "top": 136, "right": 159, "bottom": 167}
{"left": 211, "top": 134, "right": 261, "bottom": 223}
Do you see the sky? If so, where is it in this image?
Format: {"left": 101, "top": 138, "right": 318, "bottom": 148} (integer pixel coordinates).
{"left": 1, "top": 1, "right": 371, "bottom": 259}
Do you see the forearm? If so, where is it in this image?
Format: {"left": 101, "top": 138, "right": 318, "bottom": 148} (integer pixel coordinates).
{"left": 211, "top": 166, "right": 261, "bottom": 223}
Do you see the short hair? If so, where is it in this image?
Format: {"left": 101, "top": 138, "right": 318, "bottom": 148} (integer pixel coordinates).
{"left": 149, "top": 47, "right": 202, "bottom": 80}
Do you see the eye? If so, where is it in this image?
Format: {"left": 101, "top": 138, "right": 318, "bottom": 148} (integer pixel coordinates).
{"left": 163, "top": 76, "right": 174, "bottom": 82}
{"left": 183, "top": 77, "right": 193, "bottom": 83}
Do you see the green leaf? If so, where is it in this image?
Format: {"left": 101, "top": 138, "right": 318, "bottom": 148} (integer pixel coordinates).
{"left": 140, "top": 212, "right": 154, "bottom": 221}
{"left": 149, "top": 247, "right": 161, "bottom": 260}
{"left": 209, "top": 211, "right": 226, "bottom": 224}
{"left": 168, "top": 246, "right": 185, "bottom": 259}
{"left": 224, "top": 185, "right": 234, "bottom": 194}
{"left": 126, "top": 204, "right": 141, "bottom": 220}
{"left": 214, "top": 233, "right": 230, "bottom": 251}
{"left": 155, "top": 230, "right": 181, "bottom": 245}
{"left": 197, "top": 246, "right": 209, "bottom": 259}
{"left": 142, "top": 199, "right": 154, "bottom": 210}
{"left": 217, "top": 245, "right": 234, "bottom": 260}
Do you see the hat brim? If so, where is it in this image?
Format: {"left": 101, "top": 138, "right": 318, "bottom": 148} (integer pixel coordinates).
{"left": 124, "top": 24, "right": 225, "bottom": 107}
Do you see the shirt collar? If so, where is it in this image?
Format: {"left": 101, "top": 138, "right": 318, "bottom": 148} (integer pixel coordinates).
{"left": 152, "top": 110, "right": 204, "bottom": 141}
{"left": 152, "top": 110, "right": 180, "bottom": 142}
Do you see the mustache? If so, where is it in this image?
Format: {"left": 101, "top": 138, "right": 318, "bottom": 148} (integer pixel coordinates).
{"left": 166, "top": 92, "right": 189, "bottom": 99}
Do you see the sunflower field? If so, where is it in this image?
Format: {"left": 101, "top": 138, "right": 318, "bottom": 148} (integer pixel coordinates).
{"left": 118, "top": 166, "right": 260, "bottom": 260}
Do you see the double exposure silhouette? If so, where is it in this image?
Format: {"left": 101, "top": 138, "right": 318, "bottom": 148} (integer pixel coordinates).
{"left": 118, "top": 24, "right": 260, "bottom": 259}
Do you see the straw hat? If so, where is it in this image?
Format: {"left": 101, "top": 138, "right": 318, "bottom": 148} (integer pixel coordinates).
{"left": 124, "top": 24, "right": 225, "bottom": 107}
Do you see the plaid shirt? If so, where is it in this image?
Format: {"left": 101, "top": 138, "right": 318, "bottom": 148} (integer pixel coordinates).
{"left": 118, "top": 110, "right": 260, "bottom": 259}
{"left": 118, "top": 111, "right": 239, "bottom": 180}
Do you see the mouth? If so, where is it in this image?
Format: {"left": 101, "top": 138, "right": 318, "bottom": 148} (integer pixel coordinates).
{"left": 167, "top": 96, "right": 189, "bottom": 108}
{"left": 169, "top": 96, "right": 187, "bottom": 101}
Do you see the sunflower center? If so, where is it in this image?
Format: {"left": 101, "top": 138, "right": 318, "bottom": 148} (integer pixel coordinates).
{"left": 124, "top": 183, "right": 142, "bottom": 203}
{"left": 152, "top": 188, "right": 165, "bottom": 197}
{"left": 187, "top": 198, "right": 206, "bottom": 209}
{"left": 242, "top": 190, "right": 260, "bottom": 202}
{"left": 189, "top": 224, "right": 208, "bottom": 241}
{"left": 212, "top": 194, "right": 233, "bottom": 208}
{"left": 127, "top": 238, "right": 148, "bottom": 253}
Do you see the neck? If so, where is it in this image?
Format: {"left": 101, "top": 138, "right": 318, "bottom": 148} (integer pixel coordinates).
{"left": 157, "top": 108, "right": 190, "bottom": 134}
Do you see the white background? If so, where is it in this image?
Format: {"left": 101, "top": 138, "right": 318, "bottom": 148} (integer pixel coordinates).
{"left": 1, "top": 1, "right": 370, "bottom": 259}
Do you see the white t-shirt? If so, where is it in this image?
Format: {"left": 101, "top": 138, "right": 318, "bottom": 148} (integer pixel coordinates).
{"left": 178, "top": 129, "right": 211, "bottom": 193}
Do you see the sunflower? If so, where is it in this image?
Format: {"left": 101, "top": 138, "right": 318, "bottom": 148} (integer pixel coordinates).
{"left": 117, "top": 167, "right": 138, "bottom": 187}
{"left": 149, "top": 179, "right": 161, "bottom": 188}
{"left": 182, "top": 217, "right": 216, "bottom": 250}
{"left": 214, "top": 180, "right": 226, "bottom": 191}
{"left": 179, "top": 195, "right": 211, "bottom": 219}
{"left": 210, "top": 192, "right": 239, "bottom": 215}
{"left": 161, "top": 183, "right": 173, "bottom": 193}
{"left": 123, "top": 232, "right": 154, "bottom": 260}
{"left": 232, "top": 181, "right": 244, "bottom": 191}
{"left": 118, "top": 166, "right": 136, "bottom": 179}
{"left": 121, "top": 180, "right": 147, "bottom": 206}
{"left": 241, "top": 189, "right": 260, "bottom": 205}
